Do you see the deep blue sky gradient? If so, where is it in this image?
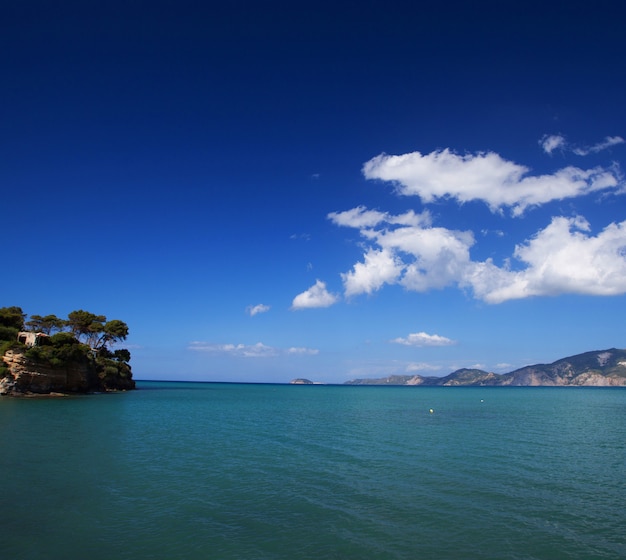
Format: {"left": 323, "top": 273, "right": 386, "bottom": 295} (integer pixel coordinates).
{"left": 2, "top": 1, "right": 625, "bottom": 382}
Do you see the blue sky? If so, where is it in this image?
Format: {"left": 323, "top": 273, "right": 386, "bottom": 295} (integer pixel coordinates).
{"left": 3, "top": 1, "right": 625, "bottom": 383}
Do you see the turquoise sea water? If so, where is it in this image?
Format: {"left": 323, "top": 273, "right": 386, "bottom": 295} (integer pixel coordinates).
{"left": 1, "top": 382, "right": 625, "bottom": 560}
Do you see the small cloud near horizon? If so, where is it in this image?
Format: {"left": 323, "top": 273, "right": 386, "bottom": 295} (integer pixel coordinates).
{"left": 189, "top": 341, "right": 318, "bottom": 358}
{"left": 406, "top": 362, "right": 443, "bottom": 372}
{"left": 287, "top": 347, "right": 319, "bottom": 355}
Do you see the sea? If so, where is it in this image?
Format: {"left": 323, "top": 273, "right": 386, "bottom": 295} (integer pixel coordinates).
{"left": 1, "top": 382, "right": 625, "bottom": 560}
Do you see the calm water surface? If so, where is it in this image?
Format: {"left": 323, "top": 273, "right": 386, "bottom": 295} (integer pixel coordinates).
{"left": 1, "top": 382, "right": 625, "bottom": 559}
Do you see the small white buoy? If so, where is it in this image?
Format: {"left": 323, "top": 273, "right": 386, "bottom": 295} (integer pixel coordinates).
{"left": 429, "top": 408, "right": 434, "bottom": 414}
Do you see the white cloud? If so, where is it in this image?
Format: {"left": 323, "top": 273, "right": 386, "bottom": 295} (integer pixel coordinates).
{"left": 247, "top": 303, "right": 270, "bottom": 316}
{"left": 189, "top": 342, "right": 319, "bottom": 357}
{"left": 363, "top": 148, "right": 620, "bottom": 216}
{"left": 291, "top": 279, "right": 339, "bottom": 309}
{"left": 391, "top": 332, "right": 456, "bottom": 347}
{"left": 406, "top": 362, "right": 443, "bottom": 372}
{"left": 468, "top": 217, "right": 626, "bottom": 303}
{"left": 381, "top": 225, "right": 474, "bottom": 292}
{"left": 328, "top": 206, "right": 430, "bottom": 229}
{"left": 540, "top": 134, "right": 624, "bottom": 156}
{"left": 540, "top": 134, "right": 566, "bottom": 154}
{"left": 330, "top": 205, "right": 626, "bottom": 304}
{"left": 572, "top": 136, "right": 624, "bottom": 156}
{"left": 188, "top": 341, "right": 278, "bottom": 358}
{"left": 287, "top": 347, "right": 319, "bottom": 355}
{"left": 331, "top": 207, "right": 474, "bottom": 296}
{"left": 329, "top": 144, "right": 626, "bottom": 304}
{"left": 341, "top": 248, "right": 404, "bottom": 297}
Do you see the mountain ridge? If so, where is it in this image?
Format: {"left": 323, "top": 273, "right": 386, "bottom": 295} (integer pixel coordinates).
{"left": 344, "top": 348, "right": 626, "bottom": 386}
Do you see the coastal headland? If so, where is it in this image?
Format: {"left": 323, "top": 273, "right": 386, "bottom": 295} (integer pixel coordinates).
{"left": 1, "top": 306, "right": 135, "bottom": 396}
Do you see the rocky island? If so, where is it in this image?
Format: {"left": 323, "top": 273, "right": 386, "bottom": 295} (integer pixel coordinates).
{"left": 345, "top": 348, "right": 626, "bottom": 386}
{"left": 1, "top": 306, "right": 135, "bottom": 396}
{"left": 290, "top": 378, "right": 314, "bottom": 384}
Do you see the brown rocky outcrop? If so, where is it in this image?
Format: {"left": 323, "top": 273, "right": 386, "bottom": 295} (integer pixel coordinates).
{"left": 1, "top": 349, "right": 135, "bottom": 396}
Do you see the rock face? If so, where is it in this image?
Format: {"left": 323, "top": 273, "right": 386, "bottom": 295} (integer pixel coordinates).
{"left": 345, "top": 348, "right": 626, "bottom": 387}
{"left": 1, "top": 349, "right": 135, "bottom": 396}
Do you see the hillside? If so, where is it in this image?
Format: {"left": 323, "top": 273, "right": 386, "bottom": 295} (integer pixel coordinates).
{"left": 345, "top": 348, "right": 626, "bottom": 386}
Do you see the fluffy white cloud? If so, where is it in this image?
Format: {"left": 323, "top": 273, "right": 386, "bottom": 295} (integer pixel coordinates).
{"left": 247, "top": 303, "right": 270, "bottom": 316}
{"left": 291, "top": 279, "right": 339, "bottom": 309}
{"left": 391, "top": 332, "right": 456, "bottom": 347}
{"left": 363, "top": 149, "right": 620, "bottom": 216}
{"left": 379, "top": 225, "right": 474, "bottom": 292}
{"left": 467, "top": 217, "right": 626, "bottom": 303}
{"left": 330, "top": 207, "right": 474, "bottom": 296}
{"left": 329, "top": 144, "right": 626, "bottom": 304}
{"left": 330, "top": 205, "right": 626, "bottom": 304}
{"left": 341, "top": 248, "right": 404, "bottom": 297}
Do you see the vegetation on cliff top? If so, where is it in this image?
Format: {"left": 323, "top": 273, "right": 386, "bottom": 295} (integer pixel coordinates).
{"left": 0, "top": 306, "right": 133, "bottom": 391}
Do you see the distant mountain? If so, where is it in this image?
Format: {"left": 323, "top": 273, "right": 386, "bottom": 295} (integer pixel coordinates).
{"left": 344, "top": 348, "right": 626, "bottom": 386}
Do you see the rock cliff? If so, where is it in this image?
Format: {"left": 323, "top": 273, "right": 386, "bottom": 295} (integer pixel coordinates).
{"left": 1, "top": 349, "right": 135, "bottom": 396}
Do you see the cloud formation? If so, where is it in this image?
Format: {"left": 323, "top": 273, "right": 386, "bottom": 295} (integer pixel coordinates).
{"left": 540, "top": 134, "right": 624, "bottom": 156}
{"left": 189, "top": 341, "right": 318, "bottom": 357}
{"left": 329, "top": 205, "right": 626, "bottom": 304}
{"left": 329, "top": 206, "right": 475, "bottom": 296}
{"left": 469, "top": 216, "right": 626, "bottom": 303}
{"left": 391, "top": 332, "right": 456, "bottom": 347}
{"left": 540, "top": 134, "right": 567, "bottom": 155}
{"left": 247, "top": 303, "right": 270, "bottom": 316}
{"left": 189, "top": 341, "right": 278, "bottom": 357}
{"left": 363, "top": 148, "right": 620, "bottom": 216}
{"left": 291, "top": 279, "right": 339, "bottom": 309}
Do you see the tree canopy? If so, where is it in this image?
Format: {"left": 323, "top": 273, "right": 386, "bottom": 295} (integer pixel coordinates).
{"left": 25, "top": 314, "right": 66, "bottom": 335}
{"left": 2, "top": 307, "right": 130, "bottom": 353}
{"left": 0, "top": 307, "right": 25, "bottom": 331}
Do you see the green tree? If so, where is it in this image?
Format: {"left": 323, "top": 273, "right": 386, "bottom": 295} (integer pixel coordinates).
{"left": 97, "top": 320, "right": 129, "bottom": 350}
{"left": 66, "top": 310, "right": 106, "bottom": 348}
{"left": 0, "top": 307, "right": 25, "bottom": 331}
{"left": 25, "top": 314, "right": 66, "bottom": 334}
{"left": 0, "top": 306, "right": 25, "bottom": 344}
{"left": 113, "top": 348, "right": 131, "bottom": 363}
